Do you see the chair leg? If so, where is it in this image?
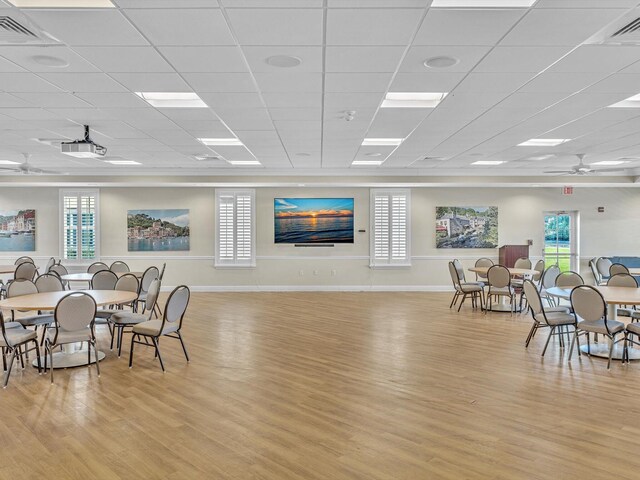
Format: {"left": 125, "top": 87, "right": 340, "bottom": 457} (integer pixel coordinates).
{"left": 607, "top": 335, "right": 615, "bottom": 370}
{"left": 33, "top": 340, "right": 41, "bottom": 374}
{"left": 151, "top": 337, "right": 165, "bottom": 372}
{"left": 17, "top": 345, "right": 24, "bottom": 370}
{"left": 3, "top": 348, "right": 16, "bottom": 388}
{"left": 568, "top": 331, "right": 578, "bottom": 361}
{"left": 92, "top": 340, "right": 100, "bottom": 377}
{"left": 449, "top": 292, "right": 458, "bottom": 309}
{"left": 525, "top": 322, "right": 538, "bottom": 347}
{"left": 110, "top": 323, "right": 116, "bottom": 351}
{"left": 117, "top": 327, "right": 124, "bottom": 358}
{"left": 128, "top": 334, "right": 136, "bottom": 368}
{"left": 49, "top": 344, "right": 54, "bottom": 384}
{"left": 457, "top": 294, "right": 467, "bottom": 312}
{"left": 177, "top": 331, "right": 189, "bottom": 362}
{"left": 542, "top": 327, "right": 556, "bottom": 357}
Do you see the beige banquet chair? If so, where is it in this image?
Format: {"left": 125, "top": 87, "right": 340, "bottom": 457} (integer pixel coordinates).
{"left": 0, "top": 311, "right": 40, "bottom": 388}
{"left": 448, "top": 261, "right": 483, "bottom": 312}
{"left": 606, "top": 273, "right": 639, "bottom": 319}
{"left": 109, "top": 261, "right": 130, "bottom": 273}
{"left": 129, "top": 285, "right": 191, "bottom": 372}
{"left": 87, "top": 262, "right": 109, "bottom": 274}
{"left": 596, "top": 257, "right": 612, "bottom": 282}
{"left": 486, "top": 265, "right": 516, "bottom": 315}
{"left": 474, "top": 258, "right": 493, "bottom": 284}
{"left": 555, "top": 271, "right": 584, "bottom": 288}
{"left": 609, "top": 263, "right": 629, "bottom": 276}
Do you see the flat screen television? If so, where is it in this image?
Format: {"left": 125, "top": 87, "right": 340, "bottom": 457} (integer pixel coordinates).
{"left": 274, "top": 198, "right": 354, "bottom": 244}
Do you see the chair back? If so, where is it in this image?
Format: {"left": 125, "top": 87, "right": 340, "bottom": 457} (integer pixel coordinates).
{"left": 514, "top": 257, "right": 532, "bottom": 269}
{"left": 35, "top": 274, "right": 64, "bottom": 293}
{"left": 448, "top": 262, "right": 462, "bottom": 291}
{"left": 110, "top": 261, "right": 130, "bottom": 273}
{"left": 452, "top": 259, "right": 466, "bottom": 282}
{"left": 607, "top": 273, "right": 638, "bottom": 288}
{"left": 609, "top": 263, "right": 629, "bottom": 276}
{"left": 555, "top": 271, "right": 584, "bottom": 288}
{"left": 115, "top": 273, "right": 139, "bottom": 293}
{"left": 487, "top": 265, "right": 510, "bottom": 288}
{"left": 159, "top": 263, "right": 166, "bottom": 281}
{"left": 143, "top": 279, "right": 161, "bottom": 315}
{"left": 87, "top": 262, "right": 109, "bottom": 274}
{"left": 532, "top": 259, "right": 545, "bottom": 282}
{"left": 45, "top": 257, "right": 56, "bottom": 273}
{"left": 54, "top": 293, "right": 97, "bottom": 333}
{"left": 523, "top": 279, "right": 545, "bottom": 319}
{"left": 589, "top": 258, "right": 602, "bottom": 285}
{"left": 474, "top": 258, "right": 493, "bottom": 281}
{"left": 596, "top": 257, "right": 612, "bottom": 278}
{"left": 570, "top": 285, "right": 607, "bottom": 324}
{"left": 541, "top": 265, "right": 560, "bottom": 290}
{"left": 7, "top": 279, "right": 37, "bottom": 298}
{"left": 14, "top": 261, "right": 37, "bottom": 281}
{"left": 14, "top": 256, "right": 34, "bottom": 266}
{"left": 139, "top": 266, "right": 160, "bottom": 294}
{"left": 49, "top": 264, "right": 68, "bottom": 278}
{"left": 91, "top": 270, "right": 118, "bottom": 290}
{"left": 162, "top": 285, "right": 190, "bottom": 329}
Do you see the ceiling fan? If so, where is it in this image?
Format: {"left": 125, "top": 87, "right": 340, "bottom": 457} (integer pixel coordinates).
{"left": 544, "top": 154, "right": 629, "bottom": 175}
{"left": 0, "top": 153, "right": 60, "bottom": 175}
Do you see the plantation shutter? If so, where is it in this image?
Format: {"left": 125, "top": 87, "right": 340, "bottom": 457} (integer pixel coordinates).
{"left": 215, "top": 189, "right": 255, "bottom": 267}
{"left": 61, "top": 190, "right": 99, "bottom": 261}
{"left": 370, "top": 189, "right": 410, "bottom": 266}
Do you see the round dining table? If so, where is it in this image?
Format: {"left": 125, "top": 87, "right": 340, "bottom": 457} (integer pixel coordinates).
{"left": 468, "top": 266, "right": 537, "bottom": 312}
{"left": 0, "top": 264, "right": 17, "bottom": 275}
{"left": 61, "top": 271, "right": 144, "bottom": 284}
{"left": 546, "top": 285, "right": 640, "bottom": 360}
{"left": 0, "top": 289, "right": 138, "bottom": 368}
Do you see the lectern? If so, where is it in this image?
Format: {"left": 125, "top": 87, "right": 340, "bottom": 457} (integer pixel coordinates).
{"left": 498, "top": 245, "right": 529, "bottom": 268}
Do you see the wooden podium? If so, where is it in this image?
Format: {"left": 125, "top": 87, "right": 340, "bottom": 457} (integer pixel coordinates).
{"left": 498, "top": 245, "right": 529, "bottom": 268}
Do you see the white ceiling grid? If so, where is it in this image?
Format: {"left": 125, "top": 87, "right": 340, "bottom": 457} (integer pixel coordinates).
{"left": 0, "top": 0, "right": 636, "bottom": 176}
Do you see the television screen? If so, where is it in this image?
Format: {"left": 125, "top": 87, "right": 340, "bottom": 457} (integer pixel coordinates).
{"left": 274, "top": 198, "right": 354, "bottom": 244}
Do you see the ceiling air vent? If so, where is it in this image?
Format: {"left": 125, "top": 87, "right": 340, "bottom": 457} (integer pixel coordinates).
{"left": 585, "top": 9, "right": 640, "bottom": 45}
{"left": 611, "top": 17, "right": 640, "bottom": 38}
{"left": 0, "top": 15, "right": 57, "bottom": 45}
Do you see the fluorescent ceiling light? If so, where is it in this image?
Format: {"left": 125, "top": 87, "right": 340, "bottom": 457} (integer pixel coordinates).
{"left": 431, "top": 0, "right": 536, "bottom": 6}
{"left": 472, "top": 160, "right": 505, "bottom": 165}
{"left": 105, "top": 160, "right": 141, "bottom": 165}
{"left": 135, "top": 92, "right": 207, "bottom": 108}
{"left": 362, "top": 138, "right": 403, "bottom": 146}
{"left": 609, "top": 93, "right": 640, "bottom": 108}
{"left": 227, "top": 160, "right": 261, "bottom": 166}
{"left": 591, "top": 160, "right": 628, "bottom": 166}
{"left": 6, "top": 0, "right": 114, "bottom": 6}
{"left": 352, "top": 160, "right": 384, "bottom": 166}
{"left": 198, "top": 138, "right": 244, "bottom": 146}
{"left": 381, "top": 92, "right": 447, "bottom": 108}
{"left": 518, "top": 138, "right": 571, "bottom": 147}
{"left": 0, "top": 161, "right": 20, "bottom": 165}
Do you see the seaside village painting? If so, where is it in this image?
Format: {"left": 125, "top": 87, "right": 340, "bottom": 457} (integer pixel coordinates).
{"left": 0, "top": 210, "right": 35, "bottom": 251}
{"left": 127, "top": 209, "right": 190, "bottom": 252}
{"left": 435, "top": 206, "right": 498, "bottom": 249}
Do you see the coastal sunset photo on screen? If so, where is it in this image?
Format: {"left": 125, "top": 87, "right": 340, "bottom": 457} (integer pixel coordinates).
{"left": 274, "top": 198, "right": 354, "bottom": 244}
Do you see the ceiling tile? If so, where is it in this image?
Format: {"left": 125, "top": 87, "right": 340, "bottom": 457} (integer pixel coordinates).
{"left": 221, "top": 0, "right": 322, "bottom": 7}
{"left": 226, "top": 8, "right": 323, "bottom": 45}
{"left": 518, "top": 71, "right": 607, "bottom": 93}
{"left": 473, "top": 46, "right": 572, "bottom": 73}
{"left": 242, "top": 46, "right": 322, "bottom": 72}
{"left": 547, "top": 45, "right": 640, "bottom": 73}
{"left": 400, "top": 45, "right": 491, "bottom": 73}
{"left": 72, "top": 46, "right": 174, "bottom": 73}
{"left": 13, "top": 92, "right": 93, "bottom": 108}
{"left": 0, "top": 73, "right": 63, "bottom": 92}
{"left": 325, "top": 73, "right": 392, "bottom": 92}
{"left": 0, "top": 46, "right": 97, "bottom": 73}
{"left": 199, "top": 92, "right": 264, "bottom": 108}
{"left": 254, "top": 72, "right": 322, "bottom": 93}
{"left": 261, "top": 92, "right": 321, "bottom": 108}
{"left": 390, "top": 72, "right": 465, "bottom": 92}
{"left": 327, "top": 9, "right": 423, "bottom": 45}
{"left": 110, "top": 72, "right": 191, "bottom": 91}
{"left": 39, "top": 73, "right": 128, "bottom": 92}
{"left": 158, "top": 46, "right": 248, "bottom": 73}
{"left": 76, "top": 92, "right": 148, "bottom": 108}
{"left": 183, "top": 73, "right": 257, "bottom": 92}
{"left": 326, "top": 46, "right": 405, "bottom": 73}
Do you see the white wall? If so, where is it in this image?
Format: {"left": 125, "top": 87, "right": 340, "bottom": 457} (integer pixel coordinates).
{"left": 2, "top": 185, "right": 639, "bottom": 290}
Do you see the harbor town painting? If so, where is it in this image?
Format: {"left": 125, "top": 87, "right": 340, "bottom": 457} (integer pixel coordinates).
{"left": 0, "top": 210, "right": 35, "bottom": 251}
{"left": 436, "top": 206, "right": 498, "bottom": 249}
{"left": 127, "top": 209, "right": 190, "bottom": 251}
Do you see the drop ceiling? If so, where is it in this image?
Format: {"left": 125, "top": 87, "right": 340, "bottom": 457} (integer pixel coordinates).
{"left": 0, "top": 0, "right": 639, "bottom": 179}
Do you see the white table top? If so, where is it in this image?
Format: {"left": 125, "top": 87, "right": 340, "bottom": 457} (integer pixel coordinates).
{"left": 546, "top": 285, "right": 640, "bottom": 306}
{"left": 0, "top": 289, "right": 138, "bottom": 311}
{"left": 468, "top": 266, "right": 537, "bottom": 277}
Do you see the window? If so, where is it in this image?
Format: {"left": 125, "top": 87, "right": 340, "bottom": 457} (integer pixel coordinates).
{"left": 215, "top": 189, "right": 255, "bottom": 267}
{"left": 543, "top": 211, "right": 579, "bottom": 272}
{"left": 370, "top": 189, "right": 411, "bottom": 267}
{"left": 60, "top": 190, "right": 99, "bottom": 261}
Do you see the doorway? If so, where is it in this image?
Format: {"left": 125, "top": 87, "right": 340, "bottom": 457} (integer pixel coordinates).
{"left": 543, "top": 211, "right": 579, "bottom": 272}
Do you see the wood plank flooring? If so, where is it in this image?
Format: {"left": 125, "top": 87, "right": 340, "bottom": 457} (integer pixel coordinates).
{"left": 1, "top": 292, "right": 639, "bottom": 479}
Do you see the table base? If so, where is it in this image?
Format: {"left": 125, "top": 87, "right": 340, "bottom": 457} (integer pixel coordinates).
{"left": 579, "top": 344, "right": 640, "bottom": 361}
{"left": 485, "top": 303, "right": 522, "bottom": 313}
{"left": 32, "top": 349, "right": 105, "bottom": 369}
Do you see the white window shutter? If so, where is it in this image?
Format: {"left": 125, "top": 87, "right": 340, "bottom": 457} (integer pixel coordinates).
{"left": 60, "top": 190, "right": 99, "bottom": 261}
{"left": 370, "top": 189, "right": 411, "bottom": 267}
{"left": 216, "top": 189, "right": 256, "bottom": 267}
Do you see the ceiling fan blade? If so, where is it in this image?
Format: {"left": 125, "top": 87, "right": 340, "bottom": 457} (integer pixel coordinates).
{"left": 591, "top": 167, "right": 629, "bottom": 173}
{"left": 0, "top": 167, "right": 19, "bottom": 171}
{"left": 544, "top": 170, "right": 573, "bottom": 174}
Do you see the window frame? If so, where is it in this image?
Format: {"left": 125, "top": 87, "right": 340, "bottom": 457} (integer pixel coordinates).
{"left": 59, "top": 189, "right": 100, "bottom": 263}
{"left": 369, "top": 188, "right": 411, "bottom": 268}
{"left": 215, "top": 188, "right": 256, "bottom": 268}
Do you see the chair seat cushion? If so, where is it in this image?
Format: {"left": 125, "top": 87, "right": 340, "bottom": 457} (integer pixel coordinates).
{"left": 133, "top": 320, "right": 178, "bottom": 336}
{"left": 578, "top": 319, "right": 624, "bottom": 335}
{"left": 617, "top": 308, "right": 634, "bottom": 317}
{"left": 95, "top": 309, "right": 122, "bottom": 319}
{"left": 111, "top": 311, "right": 147, "bottom": 325}
{"left": 460, "top": 283, "right": 482, "bottom": 293}
{"left": 15, "top": 314, "right": 54, "bottom": 327}
{"left": 543, "top": 312, "right": 576, "bottom": 326}
{"left": 489, "top": 286, "right": 513, "bottom": 295}
{"left": 545, "top": 306, "right": 570, "bottom": 314}
{"left": 0, "top": 327, "right": 37, "bottom": 347}
{"left": 4, "top": 321, "right": 23, "bottom": 329}
{"left": 626, "top": 322, "right": 640, "bottom": 336}
{"left": 46, "top": 328, "right": 92, "bottom": 344}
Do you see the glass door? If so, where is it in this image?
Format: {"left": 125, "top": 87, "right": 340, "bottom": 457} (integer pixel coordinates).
{"left": 544, "top": 211, "right": 578, "bottom": 272}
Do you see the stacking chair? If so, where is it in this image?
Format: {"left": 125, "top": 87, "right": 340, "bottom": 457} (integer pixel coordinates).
{"left": 110, "top": 261, "right": 130, "bottom": 273}
{"left": 7, "top": 279, "right": 55, "bottom": 352}
{"left": 596, "top": 257, "right": 612, "bottom": 283}
{"left": 44, "top": 292, "right": 99, "bottom": 383}
{"left": 44, "top": 257, "right": 56, "bottom": 274}
{"left": 589, "top": 258, "right": 603, "bottom": 285}
{"left": 514, "top": 257, "right": 532, "bottom": 269}
{"left": 1, "top": 261, "right": 38, "bottom": 299}
{"left": 129, "top": 285, "right": 190, "bottom": 372}
{"left": 35, "top": 274, "right": 64, "bottom": 293}
{"left": 453, "top": 259, "right": 483, "bottom": 288}
{"left": 135, "top": 266, "right": 159, "bottom": 313}
{"left": 110, "top": 278, "right": 159, "bottom": 357}
{"left": 14, "top": 256, "right": 34, "bottom": 266}
{"left": 91, "top": 270, "right": 118, "bottom": 290}
{"left": 486, "top": 265, "right": 516, "bottom": 314}
{"left": 522, "top": 280, "right": 575, "bottom": 356}
{"left": 532, "top": 259, "right": 545, "bottom": 284}
{"left": 555, "top": 271, "right": 584, "bottom": 288}
{"left": 474, "top": 258, "right": 493, "bottom": 284}
{"left": 48, "top": 264, "right": 69, "bottom": 289}
{"left": 448, "top": 261, "right": 483, "bottom": 312}
{"left": 607, "top": 273, "right": 639, "bottom": 320}
{"left": 0, "top": 312, "right": 40, "bottom": 388}
{"left": 569, "top": 285, "right": 625, "bottom": 369}
{"left": 610, "top": 263, "right": 629, "bottom": 276}
{"left": 96, "top": 273, "right": 139, "bottom": 325}
{"left": 87, "top": 262, "right": 109, "bottom": 274}
{"left": 539, "top": 264, "right": 561, "bottom": 306}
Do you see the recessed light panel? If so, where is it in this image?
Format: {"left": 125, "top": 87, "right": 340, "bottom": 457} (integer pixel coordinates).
{"left": 609, "top": 93, "right": 640, "bottom": 108}
{"left": 135, "top": 92, "right": 207, "bottom": 108}
{"left": 381, "top": 92, "right": 447, "bottom": 108}
{"left": 362, "top": 138, "right": 403, "bottom": 146}
{"left": 431, "top": 0, "right": 536, "bottom": 6}
{"left": 198, "top": 138, "right": 244, "bottom": 146}
{"left": 472, "top": 160, "right": 505, "bottom": 165}
{"left": 7, "top": 0, "right": 114, "bottom": 6}
{"left": 106, "top": 160, "right": 141, "bottom": 165}
{"left": 518, "top": 139, "right": 571, "bottom": 147}
{"left": 352, "top": 160, "right": 384, "bottom": 166}
{"left": 227, "top": 160, "right": 261, "bottom": 166}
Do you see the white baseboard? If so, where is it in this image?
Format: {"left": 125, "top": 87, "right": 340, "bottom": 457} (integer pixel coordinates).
{"left": 162, "top": 284, "right": 454, "bottom": 293}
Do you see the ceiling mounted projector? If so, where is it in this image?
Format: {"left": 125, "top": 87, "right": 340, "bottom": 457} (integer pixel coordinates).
{"left": 61, "top": 125, "right": 107, "bottom": 158}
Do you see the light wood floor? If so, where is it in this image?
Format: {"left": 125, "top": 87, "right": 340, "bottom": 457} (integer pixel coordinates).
{"left": 2, "top": 292, "right": 640, "bottom": 479}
